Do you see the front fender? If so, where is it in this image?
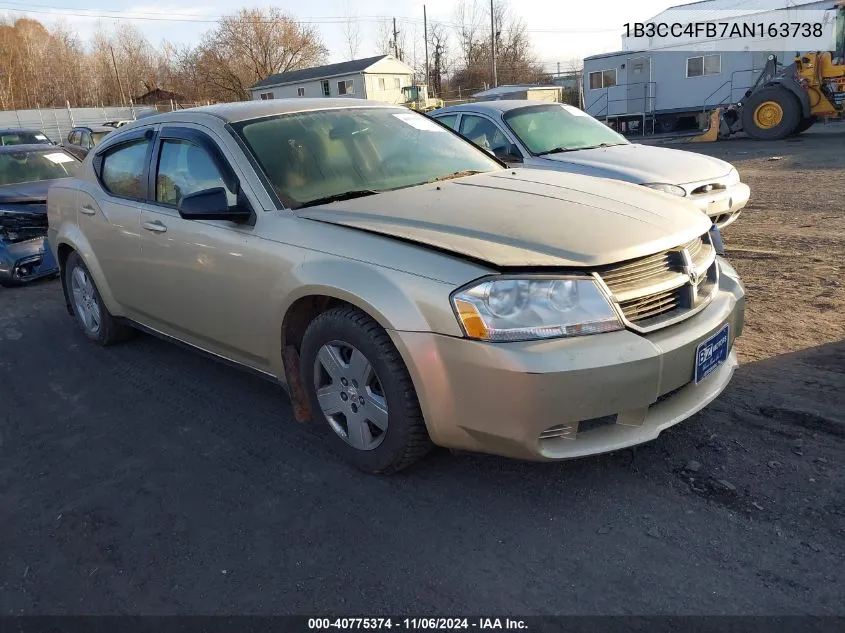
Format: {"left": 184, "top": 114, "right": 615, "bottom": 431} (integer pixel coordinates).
{"left": 270, "top": 252, "right": 462, "bottom": 376}
{"left": 768, "top": 78, "right": 811, "bottom": 118}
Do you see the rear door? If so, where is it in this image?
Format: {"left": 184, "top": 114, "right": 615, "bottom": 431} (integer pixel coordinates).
{"left": 78, "top": 128, "right": 153, "bottom": 307}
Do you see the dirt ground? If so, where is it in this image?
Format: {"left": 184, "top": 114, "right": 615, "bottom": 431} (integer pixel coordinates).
{"left": 680, "top": 124, "right": 845, "bottom": 364}
{"left": 0, "top": 126, "right": 843, "bottom": 616}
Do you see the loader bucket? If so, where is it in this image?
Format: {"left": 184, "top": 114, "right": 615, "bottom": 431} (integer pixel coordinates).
{"left": 683, "top": 107, "right": 722, "bottom": 143}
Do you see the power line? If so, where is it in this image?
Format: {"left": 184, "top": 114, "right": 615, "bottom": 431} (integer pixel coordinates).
{"left": 0, "top": 2, "right": 620, "bottom": 32}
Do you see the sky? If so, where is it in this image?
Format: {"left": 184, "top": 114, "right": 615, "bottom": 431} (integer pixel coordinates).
{"left": 0, "top": 0, "right": 679, "bottom": 71}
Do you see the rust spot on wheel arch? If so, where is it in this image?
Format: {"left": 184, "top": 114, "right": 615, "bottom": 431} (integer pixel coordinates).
{"left": 283, "top": 344, "right": 313, "bottom": 422}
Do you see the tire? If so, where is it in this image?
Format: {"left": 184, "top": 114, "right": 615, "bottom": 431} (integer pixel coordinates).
{"left": 742, "top": 87, "right": 801, "bottom": 140}
{"left": 791, "top": 116, "right": 817, "bottom": 135}
{"left": 657, "top": 116, "right": 678, "bottom": 134}
{"left": 64, "top": 252, "right": 133, "bottom": 345}
{"left": 300, "top": 305, "right": 433, "bottom": 474}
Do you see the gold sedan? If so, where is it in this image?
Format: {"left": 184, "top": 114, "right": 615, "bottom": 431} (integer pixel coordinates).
{"left": 48, "top": 99, "right": 744, "bottom": 473}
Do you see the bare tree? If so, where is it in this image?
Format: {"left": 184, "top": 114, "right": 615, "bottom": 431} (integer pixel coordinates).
{"left": 340, "top": 1, "right": 361, "bottom": 61}
{"left": 451, "top": 0, "right": 546, "bottom": 91}
{"left": 428, "top": 22, "right": 451, "bottom": 95}
{"left": 195, "top": 7, "right": 328, "bottom": 101}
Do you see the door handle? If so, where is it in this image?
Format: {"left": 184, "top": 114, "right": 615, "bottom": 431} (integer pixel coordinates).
{"left": 142, "top": 220, "right": 167, "bottom": 233}
{"left": 79, "top": 205, "right": 96, "bottom": 216}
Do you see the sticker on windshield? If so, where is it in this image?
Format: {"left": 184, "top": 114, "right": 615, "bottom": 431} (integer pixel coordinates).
{"left": 392, "top": 112, "right": 444, "bottom": 131}
{"left": 44, "top": 152, "right": 76, "bottom": 164}
{"left": 561, "top": 104, "right": 588, "bottom": 117}
{"left": 35, "top": 134, "right": 48, "bottom": 140}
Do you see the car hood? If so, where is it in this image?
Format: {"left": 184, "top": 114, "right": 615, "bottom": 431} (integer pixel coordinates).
{"left": 0, "top": 179, "right": 62, "bottom": 206}
{"left": 539, "top": 143, "right": 734, "bottom": 186}
{"left": 296, "top": 170, "right": 712, "bottom": 268}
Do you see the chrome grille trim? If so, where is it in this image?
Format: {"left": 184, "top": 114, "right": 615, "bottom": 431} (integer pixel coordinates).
{"left": 594, "top": 233, "right": 719, "bottom": 333}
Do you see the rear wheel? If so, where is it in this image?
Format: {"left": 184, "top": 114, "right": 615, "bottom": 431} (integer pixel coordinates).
{"left": 300, "top": 306, "right": 433, "bottom": 474}
{"left": 742, "top": 87, "right": 801, "bottom": 140}
{"left": 64, "top": 252, "right": 133, "bottom": 345}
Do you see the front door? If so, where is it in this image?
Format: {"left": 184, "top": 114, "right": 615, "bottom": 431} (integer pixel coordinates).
{"left": 133, "top": 124, "right": 275, "bottom": 370}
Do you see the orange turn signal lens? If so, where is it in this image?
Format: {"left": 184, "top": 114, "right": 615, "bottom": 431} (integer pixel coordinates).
{"left": 454, "top": 298, "right": 489, "bottom": 340}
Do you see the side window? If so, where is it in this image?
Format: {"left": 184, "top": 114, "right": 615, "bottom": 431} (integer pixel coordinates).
{"left": 80, "top": 131, "right": 92, "bottom": 149}
{"left": 101, "top": 139, "right": 150, "bottom": 199}
{"left": 458, "top": 115, "right": 509, "bottom": 151}
{"left": 69, "top": 131, "right": 81, "bottom": 145}
{"left": 434, "top": 114, "right": 459, "bottom": 130}
{"left": 155, "top": 138, "right": 236, "bottom": 208}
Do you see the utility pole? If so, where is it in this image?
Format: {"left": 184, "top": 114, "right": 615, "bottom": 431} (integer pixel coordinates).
{"left": 557, "top": 61, "right": 561, "bottom": 78}
{"left": 393, "top": 18, "right": 400, "bottom": 60}
{"left": 424, "top": 5, "right": 429, "bottom": 89}
{"left": 109, "top": 45, "right": 126, "bottom": 107}
{"left": 490, "top": 0, "right": 497, "bottom": 87}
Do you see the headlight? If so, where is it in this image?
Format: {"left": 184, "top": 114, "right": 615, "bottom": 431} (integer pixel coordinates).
{"left": 642, "top": 182, "right": 686, "bottom": 197}
{"left": 724, "top": 168, "right": 740, "bottom": 186}
{"left": 451, "top": 277, "right": 623, "bottom": 342}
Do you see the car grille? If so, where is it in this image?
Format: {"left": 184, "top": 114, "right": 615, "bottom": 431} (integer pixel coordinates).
{"left": 596, "top": 233, "right": 718, "bottom": 332}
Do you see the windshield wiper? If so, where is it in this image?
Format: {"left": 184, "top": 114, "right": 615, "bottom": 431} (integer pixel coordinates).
{"left": 577, "top": 142, "right": 621, "bottom": 150}
{"left": 427, "top": 170, "right": 486, "bottom": 183}
{"left": 298, "top": 189, "right": 381, "bottom": 208}
{"left": 536, "top": 142, "right": 620, "bottom": 156}
{"left": 535, "top": 146, "right": 574, "bottom": 156}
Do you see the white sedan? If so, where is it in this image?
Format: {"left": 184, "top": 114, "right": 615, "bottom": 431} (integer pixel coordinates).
{"left": 432, "top": 100, "right": 750, "bottom": 230}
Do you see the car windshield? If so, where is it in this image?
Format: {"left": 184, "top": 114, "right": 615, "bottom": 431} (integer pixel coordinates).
{"left": 503, "top": 104, "right": 628, "bottom": 155}
{"left": 1, "top": 131, "right": 51, "bottom": 146}
{"left": 234, "top": 107, "right": 501, "bottom": 209}
{"left": 91, "top": 131, "right": 110, "bottom": 146}
{"left": 0, "top": 149, "right": 79, "bottom": 186}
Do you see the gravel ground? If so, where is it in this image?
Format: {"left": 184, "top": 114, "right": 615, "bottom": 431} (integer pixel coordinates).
{"left": 0, "top": 127, "right": 843, "bottom": 615}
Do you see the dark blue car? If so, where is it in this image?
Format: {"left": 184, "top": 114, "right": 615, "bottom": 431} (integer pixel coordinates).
{"left": 0, "top": 145, "right": 80, "bottom": 286}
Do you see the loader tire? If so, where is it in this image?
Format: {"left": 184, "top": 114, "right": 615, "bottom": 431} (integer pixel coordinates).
{"left": 791, "top": 116, "right": 817, "bottom": 135}
{"left": 742, "top": 87, "right": 801, "bottom": 140}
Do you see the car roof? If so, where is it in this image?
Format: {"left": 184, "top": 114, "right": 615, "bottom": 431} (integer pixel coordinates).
{"left": 125, "top": 99, "right": 406, "bottom": 126}
{"left": 73, "top": 125, "right": 114, "bottom": 133}
{"left": 435, "top": 100, "right": 567, "bottom": 115}
{"left": 0, "top": 144, "right": 71, "bottom": 155}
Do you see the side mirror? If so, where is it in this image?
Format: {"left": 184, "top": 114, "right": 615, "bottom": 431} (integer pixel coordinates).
{"left": 178, "top": 187, "right": 253, "bottom": 224}
{"left": 492, "top": 143, "right": 523, "bottom": 163}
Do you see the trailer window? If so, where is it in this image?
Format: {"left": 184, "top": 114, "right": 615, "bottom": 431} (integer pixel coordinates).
{"left": 687, "top": 54, "right": 721, "bottom": 77}
{"left": 589, "top": 69, "right": 617, "bottom": 89}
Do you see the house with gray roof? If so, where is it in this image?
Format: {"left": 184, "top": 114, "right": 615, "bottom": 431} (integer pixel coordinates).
{"left": 249, "top": 55, "right": 416, "bottom": 104}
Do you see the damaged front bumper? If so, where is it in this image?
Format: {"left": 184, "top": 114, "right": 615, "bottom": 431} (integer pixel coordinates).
{"left": 0, "top": 212, "right": 59, "bottom": 286}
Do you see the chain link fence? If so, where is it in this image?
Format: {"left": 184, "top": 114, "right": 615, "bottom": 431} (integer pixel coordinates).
{"left": 0, "top": 102, "right": 212, "bottom": 144}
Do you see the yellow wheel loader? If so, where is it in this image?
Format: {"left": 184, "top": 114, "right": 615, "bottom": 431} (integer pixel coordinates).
{"left": 725, "top": 2, "right": 845, "bottom": 139}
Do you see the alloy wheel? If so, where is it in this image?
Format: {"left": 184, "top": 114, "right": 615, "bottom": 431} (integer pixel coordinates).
{"left": 70, "top": 266, "right": 101, "bottom": 334}
{"left": 313, "top": 341, "right": 388, "bottom": 450}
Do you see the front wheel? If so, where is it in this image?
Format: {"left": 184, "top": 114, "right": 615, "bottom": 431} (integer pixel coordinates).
{"left": 300, "top": 306, "right": 433, "bottom": 473}
{"left": 791, "top": 116, "right": 817, "bottom": 135}
{"left": 742, "top": 87, "right": 801, "bottom": 140}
